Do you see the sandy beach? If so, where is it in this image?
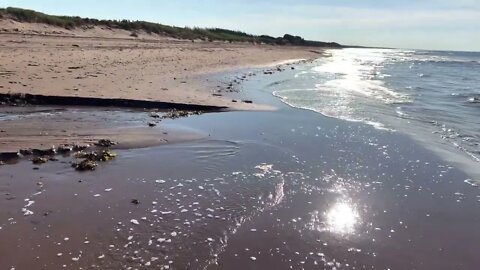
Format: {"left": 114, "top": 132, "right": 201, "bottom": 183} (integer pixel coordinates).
{"left": 0, "top": 19, "right": 326, "bottom": 154}
{"left": 0, "top": 18, "right": 328, "bottom": 153}
{"left": 0, "top": 19, "right": 322, "bottom": 109}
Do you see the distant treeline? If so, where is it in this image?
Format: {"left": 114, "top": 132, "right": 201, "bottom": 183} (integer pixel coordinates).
{"left": 0, "top": 7, "right": 341, "bottom": 47}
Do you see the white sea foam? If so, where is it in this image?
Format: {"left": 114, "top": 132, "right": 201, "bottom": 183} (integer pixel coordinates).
{"left": 272, "top": 89, "right": 393, "bottom": 131}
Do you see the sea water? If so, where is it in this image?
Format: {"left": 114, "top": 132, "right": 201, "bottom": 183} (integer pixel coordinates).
{"left": 273, "top": 48, "right": 480, "bottom": 180}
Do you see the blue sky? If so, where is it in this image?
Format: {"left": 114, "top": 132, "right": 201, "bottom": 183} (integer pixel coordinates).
{"left": 1, "top": 0, "right": 479, "bottom": 51}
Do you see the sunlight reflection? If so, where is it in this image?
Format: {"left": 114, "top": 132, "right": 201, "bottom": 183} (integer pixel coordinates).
{"left": 326, "top": 202, "right": 359, "bottom": 235}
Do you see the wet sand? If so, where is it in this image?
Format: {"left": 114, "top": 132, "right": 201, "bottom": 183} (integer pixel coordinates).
{"left": 1, "top": 67, "right": 480, "bottom": 270}
{"left": 0, "top": 106, "right": 208, "bottom": 154}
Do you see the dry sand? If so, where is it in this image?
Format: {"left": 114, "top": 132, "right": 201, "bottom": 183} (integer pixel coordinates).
{"left": 0, "top": 19, "right": 323, "bottom": 110}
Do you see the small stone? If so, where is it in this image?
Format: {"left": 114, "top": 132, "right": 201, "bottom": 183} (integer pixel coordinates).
{"left": 57, "top": 145, "right": 73, "bottom": 153}
{"left": 131, "top": 199, "right": 140, "bottom": 205}
{"left": 130, "top": 219, "right": 139, "bottom": 225}
{"left": 32, "top": 157, "right": 48, "bottom": 165}
{"left": 95, "top": 139, "right": 117, "bottom": 147}
{"left": 72, "top": 159, "right": 97, "bottom": 171}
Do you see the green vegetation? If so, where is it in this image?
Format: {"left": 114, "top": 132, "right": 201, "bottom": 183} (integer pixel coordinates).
{"left": 0, "top": 7, "right": 341, "bottom": 47}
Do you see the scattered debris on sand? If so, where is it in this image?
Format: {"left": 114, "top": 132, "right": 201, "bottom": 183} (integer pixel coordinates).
{"left": 32, "top": 156, "right": 48, "bottom": 165}
{"left": 72, "top": 159, "right": 98, "bottom": 171}
{"left": 57, "top": 144, "right": 74, "bottom": 153}
{"left": 71, "top": 149, "right": 117, "bottom": 171}
{"left": 162, "top": 109, "right": 203, "bottom": 119}
{"left": 95, "top": 139, "right": 117, "bottom": 148}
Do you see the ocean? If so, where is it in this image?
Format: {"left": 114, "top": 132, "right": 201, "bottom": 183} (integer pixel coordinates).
{"left": 273, "top": 48, "right": 480, "bottom": 182}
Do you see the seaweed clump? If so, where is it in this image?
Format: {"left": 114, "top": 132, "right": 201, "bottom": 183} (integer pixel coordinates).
{"left": 162, "top": 109, "right": 202, "bottom": 119}
{"left": 72, "top": 150, "right": 117, "bottom": 171}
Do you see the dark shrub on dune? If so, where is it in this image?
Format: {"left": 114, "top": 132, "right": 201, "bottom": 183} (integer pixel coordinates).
{"left": 0, "top": 7, "right": 341, "bottom": 48}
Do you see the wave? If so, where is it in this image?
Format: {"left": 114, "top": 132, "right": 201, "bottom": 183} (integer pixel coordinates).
{"left": 270, "top": 48, "right": 412, "bottom": 131}
{"left": 272, "top": 89, "right": 392, "bottom": 131}
{"left": 311, "top": 49, "right": 409, "bottom": 104}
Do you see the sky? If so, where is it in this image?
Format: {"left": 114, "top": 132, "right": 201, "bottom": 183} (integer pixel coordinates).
{"left": 1, "top": 0, "right": 479, "bottom": 51}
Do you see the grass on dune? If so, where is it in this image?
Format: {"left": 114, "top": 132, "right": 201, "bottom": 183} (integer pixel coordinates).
{"left": 0, "top": 7, "right": 341, "bottom": 47}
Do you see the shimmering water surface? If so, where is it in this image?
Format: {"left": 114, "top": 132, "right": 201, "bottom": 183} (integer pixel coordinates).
{"left": 274, "top": 49, "right": 480, "bottom": 181}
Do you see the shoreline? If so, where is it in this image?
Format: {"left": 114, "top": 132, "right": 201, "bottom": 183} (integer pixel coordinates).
{"left": 0, "top": 58, "right": 312, "bottom": 157}
{"left": 0, "top": 24, "right": 325, "bottom": 109}
{"left": 0, "top": 24, "right": 324, "bottom": 157}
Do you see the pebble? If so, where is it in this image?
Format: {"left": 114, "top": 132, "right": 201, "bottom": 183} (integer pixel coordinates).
{"left": 130, "top": 219, "right": 140, "bottom": 225}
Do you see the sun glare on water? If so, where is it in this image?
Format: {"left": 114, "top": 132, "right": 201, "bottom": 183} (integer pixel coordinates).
{"left": 326, "top": 202, "right": 359, "bottom": 235}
